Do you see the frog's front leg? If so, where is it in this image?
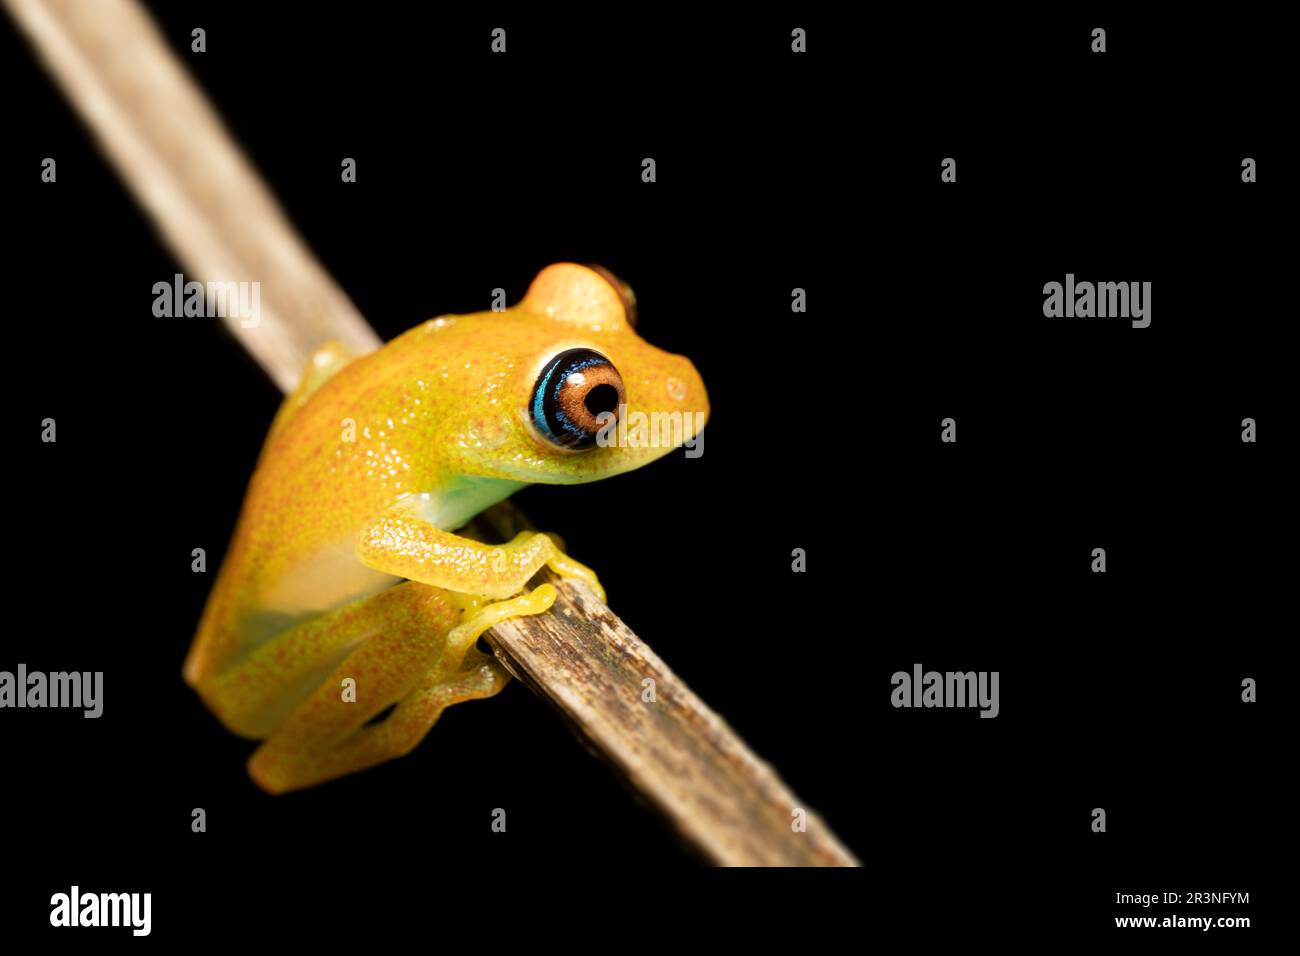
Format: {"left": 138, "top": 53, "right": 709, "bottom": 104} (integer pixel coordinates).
{"left": 357, "top": 502, "right": 605, "bottom": 602}
{"left": 247, "top": 580, "right": 555, "bottom": 794}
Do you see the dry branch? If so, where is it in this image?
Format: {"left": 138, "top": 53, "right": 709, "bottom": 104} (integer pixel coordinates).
{"left": 6, "top": 0, "right": 860, "bottom": 866}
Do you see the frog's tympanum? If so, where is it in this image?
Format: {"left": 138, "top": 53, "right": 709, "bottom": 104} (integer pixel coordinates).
{"left": 184, "top": 264, "right": 708, "bottom": 793}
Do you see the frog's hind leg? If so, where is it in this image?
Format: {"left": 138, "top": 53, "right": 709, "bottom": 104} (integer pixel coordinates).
{"left": 198, "top": 581, "right": 450, "bottom": 739}
{"left": 247, "top": 582, "right": 556, "bottom": 794}
{"left": 251, "top": 646, "right": 507, "bottom": 795}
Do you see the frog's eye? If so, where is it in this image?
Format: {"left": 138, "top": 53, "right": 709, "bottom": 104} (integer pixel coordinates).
{"left": 530, "top": 348, "right": 626, "bottom": 450}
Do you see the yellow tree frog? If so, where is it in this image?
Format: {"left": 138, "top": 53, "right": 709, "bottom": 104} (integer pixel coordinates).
{"left": 183, "top": 263, "right": 708, "bottom": 793}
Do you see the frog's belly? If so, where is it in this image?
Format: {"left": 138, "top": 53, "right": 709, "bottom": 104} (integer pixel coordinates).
{"left": 244, "top": 477, "right": 523, "bottom": 646}
{"left": 258, "top": 534, "right": 399, "bottom": 621}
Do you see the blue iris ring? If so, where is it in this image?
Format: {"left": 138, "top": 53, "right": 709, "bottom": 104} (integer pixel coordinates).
{"left": 531, "top": 348, "right": 621, "bottom": 449}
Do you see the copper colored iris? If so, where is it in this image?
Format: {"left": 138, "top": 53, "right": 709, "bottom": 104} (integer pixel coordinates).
{"left": 558, "top": 363, "right": 624, "bottom": 433}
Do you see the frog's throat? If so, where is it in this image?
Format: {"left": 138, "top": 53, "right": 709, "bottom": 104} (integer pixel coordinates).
{"left": 398, "top": 475, "right": 527, "bottom": 531}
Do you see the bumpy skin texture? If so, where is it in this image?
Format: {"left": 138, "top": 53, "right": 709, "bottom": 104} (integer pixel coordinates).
{"left": 183, "top": 264, "right": 709, "bottom": 793}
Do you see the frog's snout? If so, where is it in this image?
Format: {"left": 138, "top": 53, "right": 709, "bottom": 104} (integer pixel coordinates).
{"left": 645, "top": 352, "right": 709, "bottom": 447}
{"left": 671, "top": 355, "right": 709, "bottom": 434}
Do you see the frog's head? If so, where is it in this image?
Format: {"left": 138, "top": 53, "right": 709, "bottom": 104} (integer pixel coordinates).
{"left": 439, "top": 263, "right": 709, "bottom": 485}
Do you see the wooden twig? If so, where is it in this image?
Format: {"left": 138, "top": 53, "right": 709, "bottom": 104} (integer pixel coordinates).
{"left": 474, "top": 504, "right": 857, "bottom": 866}
{"left": 3, "top": 0, "right": 379, "bottom": 389}
{"left": 7, "top": 0, "right": 860, "bottom": 866}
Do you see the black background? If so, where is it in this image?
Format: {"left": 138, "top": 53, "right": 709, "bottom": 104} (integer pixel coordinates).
{"left": 2, "top": 4, "right": 1284, "bottom": 943}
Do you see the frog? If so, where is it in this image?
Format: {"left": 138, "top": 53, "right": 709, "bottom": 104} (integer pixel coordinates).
{"left": 183, "top": 263, "right": 708, "bottom": 794}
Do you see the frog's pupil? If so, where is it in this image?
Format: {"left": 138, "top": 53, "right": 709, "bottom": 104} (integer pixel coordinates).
{"left": 585, "top": 383, "right": 620, "bottom": 417}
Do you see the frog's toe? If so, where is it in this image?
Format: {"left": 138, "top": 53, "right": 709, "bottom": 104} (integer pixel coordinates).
{"left": 542, "top": 544, "right": 605, "bottom": 603}
{"left": 444, "top": 584, "right": 557, "bottom": 661}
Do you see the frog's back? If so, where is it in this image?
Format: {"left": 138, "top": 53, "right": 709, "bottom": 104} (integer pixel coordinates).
{"left": 184, "top": 331, "right": 456, "bottom": 685}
